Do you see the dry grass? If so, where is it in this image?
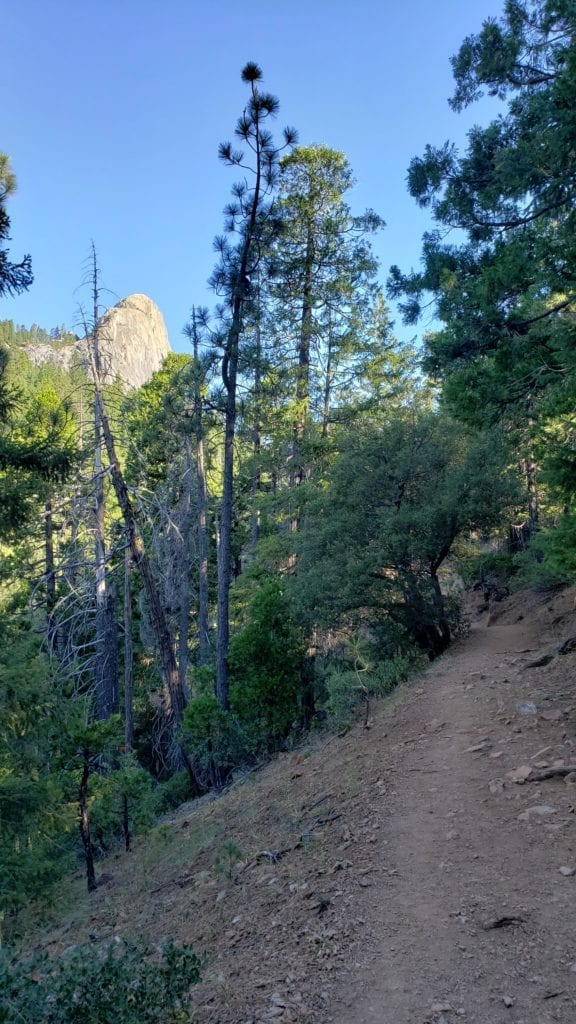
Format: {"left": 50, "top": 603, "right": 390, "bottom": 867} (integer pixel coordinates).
{"left": 15, "top": 683, "right": 423, "bottom": 1022}
{"left": 18, "top": 587, "right": 576, "bottom": 1022}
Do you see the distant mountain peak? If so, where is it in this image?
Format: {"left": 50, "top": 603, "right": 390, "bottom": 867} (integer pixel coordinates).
{"left": 20, "top": 293, "right": 172, "bottom": 389}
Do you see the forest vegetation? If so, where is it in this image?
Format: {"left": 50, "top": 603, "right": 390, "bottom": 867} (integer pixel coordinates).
{"left": 2, "top": 1, "right": 576, "bottom": 1011}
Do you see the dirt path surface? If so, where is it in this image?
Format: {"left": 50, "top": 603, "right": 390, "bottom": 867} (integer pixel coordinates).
{"left": 29, "top": 590, "right": 576, "bottom": 1024}
{"left": 330, "top": 594, "right": 576, "bottom": 1024}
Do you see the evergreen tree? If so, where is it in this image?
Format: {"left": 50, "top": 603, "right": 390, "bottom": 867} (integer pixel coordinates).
{"left": 210, "top": 62, "right": 296, "bottom": 711}
{"left": 292, "top": 414, "right": 518, "bottom": 657}
{"left": 272, "top": 145, "right": 384, "bottom": 479}
{"left": 387, "top": 2, "right": 576, "bottom": 530}
{"left": 0, "top": 154, "right": 33, "bottom": 298}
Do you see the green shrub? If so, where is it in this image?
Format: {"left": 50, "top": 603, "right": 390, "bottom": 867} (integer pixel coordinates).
{"left": 154, "top": 769, "right": 198, "bottom": 813}
{"left": 229, "top": 579, "right": 306, "bottom": 753}
{"left": 181, "top": 694, "right": 244, "bottom": 788}
{"left": 512, "top": 531, "right": 572, "bottom": 591}
{"left": 212, "top": 840, "right": 243, "bottom": 880}
{"left": 89, "top": 755, "right": 157, "bottom": 846}
{"left": 322, "top": 643, "right": 415, "bottom": 728}
{"left": 0, "top": 938, "right": 201, "bottom": 1023}
{"left": 459, "top": 551, "right": 517, "bottom": 590}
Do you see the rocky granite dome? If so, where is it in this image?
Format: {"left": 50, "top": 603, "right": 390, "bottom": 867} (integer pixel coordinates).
{"left": 93, "top": 293, "right": 171, "bottom": 388}
{"left": 22, "top": 293, "right": 171, "bottom": 389}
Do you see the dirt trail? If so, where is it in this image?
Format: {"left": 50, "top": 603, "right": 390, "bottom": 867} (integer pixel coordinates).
{"left": 30, "top": 591, "right": 576, "bottom": 1024}
{"left": 330, "top": 598, "right": 576, "bottom": 1024}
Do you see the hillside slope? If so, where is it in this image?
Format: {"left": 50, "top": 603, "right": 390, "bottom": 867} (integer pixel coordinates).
{"left": 24, "top": 589, "right": 576, "bottom": 1023}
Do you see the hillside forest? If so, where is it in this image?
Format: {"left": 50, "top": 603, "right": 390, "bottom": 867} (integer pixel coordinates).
{"left": 2, "top": 0, "right": 576, "bottom": 965}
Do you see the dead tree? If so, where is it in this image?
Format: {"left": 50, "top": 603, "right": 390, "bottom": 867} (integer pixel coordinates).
{"left": 90, "top": 251, "right": 119, "bottom": 719}
{"left": 84, "top": 252, "right": 188, "bottom": 766}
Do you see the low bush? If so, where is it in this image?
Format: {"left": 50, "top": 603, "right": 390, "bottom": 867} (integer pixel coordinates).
{"left": 320, "top": 641, "right": 416, "bottom": 729}
{"left": 0, "top": 938, "right": 201, "bottom": 1024}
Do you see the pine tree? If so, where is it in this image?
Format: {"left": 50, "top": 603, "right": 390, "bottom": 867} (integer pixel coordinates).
{"left": 0, "top": 154, "right": 33, "bottom": 298}
{"left": 210, "top": 62, "right": 296, "bottom": 711}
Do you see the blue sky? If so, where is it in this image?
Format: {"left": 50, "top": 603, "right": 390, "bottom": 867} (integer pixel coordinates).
{"left": 2, "top": 0, "right": 504, "bottom": 353}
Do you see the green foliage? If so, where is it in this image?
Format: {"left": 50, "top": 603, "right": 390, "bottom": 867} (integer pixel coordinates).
{"left": 0, "top": 618, "right": 79, "bottom": 915}
{"left": 181, "top": 583, "right": 307, "bottom": 773}
{"left": 0, "top": 154, "right": 33, "bottom": 298}
{"left": 320, "top": 644, "right": 414, "bottom": 729}
{"left": 513, "top": 530, "right": 573, "bottom": 590}
{"left": 459, "top": 550, "right": 518, "bottom": 592}
{"left": 0, "top": 319, "right": 78, "bottom": 350}
{"left": 0, "top": 938, "right": 201, "bottom": 1023}
{"left": 124, "top": 353, "right": 194, "bottom": 488}
{"left": 212, "top": 840, "right": 243, "bottom": 880}
{"left": 388, "top": 0, "right": 576, "bottom": 556}
{"left": 0, "top": 347, "right": 78, "bottom": 538}
{"left": 229, "top": 579, "right": 306, "bottom": 752}
{"left": 181, "top": 694, "right": 243, "bottom": 784}
{"left": 154, "top": 770, "right": 197, "bottom": 813}
{"left": 89, "top": 754, "right": 157, "bottom": 843}
{"left": 292, "top": 413, "right": 517, "bottom": 658}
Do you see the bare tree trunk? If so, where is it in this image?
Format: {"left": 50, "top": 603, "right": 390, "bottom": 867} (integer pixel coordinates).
{"left": 98, "top": 388, "right": 186, "bottom": 728}
{"left": 93, "top": 435, "right": 119, "bottom": 719}
{"left": 44, "top": 497, "right": 57, "bottom": 653}
{"left": 92, "top": 261, "right": 119, "bottom": 720}
{"left": 85, "top": 249, "right": 187, "bottom": 757}
{"left": 79, "top": 748, "right": 97, "bottom": 892}
{"left": 178, "top": 445, "right": 193, "bottom": 697}
{"left": 251, "top": 281, "right": 262, "bottom": 549}
{"left": 60, "top": 490, "right": 80, "bottom": 663}
{"left": 123, "top": 538, "right": 134, "bottom": 751}
{"left": 191, "top": 310, "right": 210, "bottom": 667}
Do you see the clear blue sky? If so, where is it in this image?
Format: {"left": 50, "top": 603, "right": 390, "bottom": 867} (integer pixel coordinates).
{"left": 2, "top": 0, "right": 504, "bottom": 353}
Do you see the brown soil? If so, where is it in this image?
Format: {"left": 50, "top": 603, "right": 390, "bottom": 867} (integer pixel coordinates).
{"left": 25, "top": 589, "right": 576, "bottom": 1023}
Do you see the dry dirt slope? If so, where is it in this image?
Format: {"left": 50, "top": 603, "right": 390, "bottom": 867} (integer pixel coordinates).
{"left": 26, "top": 589, "right": 576, "bottom": 1024}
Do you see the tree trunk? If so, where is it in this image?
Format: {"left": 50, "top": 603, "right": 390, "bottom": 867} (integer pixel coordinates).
{"left": 92, "top": 265, "right": 119, "bottom": 721}
{"left": 524, "top": 395, "right": 539, "bottom": 537}
{"left": 92, "top": 371, "right": 186, "bottom": 744}
{"left": 79, "top": 748, "right": 97, "bottom": 892}
{"left": 525, "top": 452, "right": 539, "bottom": 536}
{"left": 216, "top": 333, "right": 237, "bottom": 711}
{"left": 287, "top": 223, "right": 314, "bottom": 561}
{"left": 95, "top": 585, "right": 119, "bottom": 720}
{"left": 85, "top": 248, "right": 185, "bottom": 755}
{"left": 292, "top": 222, "right": 314, "bottom": 492}
{"left": 123, "top": 539, "right": 134, "bottom": 751}
{"left": 191, "top": 310, "right": 210, "bottom": 667}
{"left": 178, "top": 444, "right": 192, "bottom": 698}
{"left": 251, "top": 280, "right": 262, "bottom": 549}
{"left": 429, "top": 571, "right": 451, "bottom": 657}
{"left": 122, "top": 792, "right": 131, "bottom": 852}
{"left": 216, "top": 128, "right": 263, "bottom": 712}
{"left": 321, "top": 314, "right": 333, "bottom": 440}
{"left": 44, "top": 497, "right": 57, "bottom": 654}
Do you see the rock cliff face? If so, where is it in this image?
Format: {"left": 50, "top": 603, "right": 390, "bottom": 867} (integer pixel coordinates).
{"left": 23, "top": 294, "right": 171, "bottom": 389}
{"left": 93, "top": 294, "right": 171, "bottom": 388}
